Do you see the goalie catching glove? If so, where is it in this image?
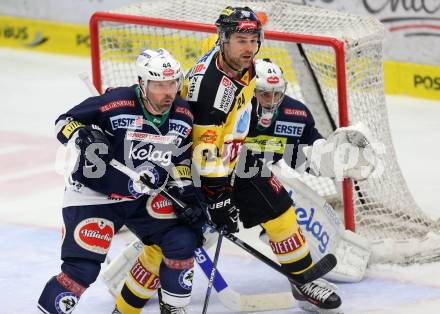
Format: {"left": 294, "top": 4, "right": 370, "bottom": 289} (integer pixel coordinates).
{"left": 304, "top": 122, "right": 379, "bottom": 181}
{"left": 203, "top": 185, "right": 239, "bottom": 234}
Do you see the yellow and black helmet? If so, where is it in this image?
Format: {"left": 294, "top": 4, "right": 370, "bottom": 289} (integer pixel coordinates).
{"left": 215, "top": 6, "right": 264, "bottom": 43}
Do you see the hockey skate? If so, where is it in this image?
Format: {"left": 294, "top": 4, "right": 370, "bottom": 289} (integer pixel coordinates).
{"left": 291, "top": 278, "right": 342, "bottom": 313}
{"left": 111, "top": 307, "right": 122, "bottom": 314}
{"left": 159, "top": 302, "right": 187, "bottom": 314}
{"left": 158, "top": 289, "right": 188, "bottom": 314}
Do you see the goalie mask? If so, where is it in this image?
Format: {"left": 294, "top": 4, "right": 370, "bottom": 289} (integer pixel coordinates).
{"left": 135, "top": 48, "right": 183, "bottom": 100}
{"left": 255, "top": 58, "right": 287, "bottom": 128}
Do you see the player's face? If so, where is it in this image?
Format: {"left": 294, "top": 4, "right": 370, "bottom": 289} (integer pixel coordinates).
{"left": 146, "top": 80, "right": 178, "bottom": 113}
{"left": 223, "top": 33, "right": 259, "bottom": 70}
{"left": 255, "top": 89, "right": 284, "bottom": 109}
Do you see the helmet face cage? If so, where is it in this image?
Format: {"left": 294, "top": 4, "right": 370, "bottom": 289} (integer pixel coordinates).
{"left": 135, "top": 48, "right": 183, "bottom": 94}
{"left": 215, "top": 6, "right": 264, "bottom": 44}
{"left": 255, "top": 58, "right": 287, "bottom": 112}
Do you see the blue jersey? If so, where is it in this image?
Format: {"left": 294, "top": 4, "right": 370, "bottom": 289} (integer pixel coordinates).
{"left": 244, "top": 95, "right": 323, "bottom": 168}
{"left": 55, "top": 85, "right": 194, "bottom": 199}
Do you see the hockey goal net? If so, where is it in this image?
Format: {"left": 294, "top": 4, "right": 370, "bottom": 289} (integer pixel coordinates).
{"left": 90, "top": 0, "right": 440, "bottom": 264}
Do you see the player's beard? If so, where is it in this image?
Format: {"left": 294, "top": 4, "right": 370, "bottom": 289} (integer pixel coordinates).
{"left": 224, "top": 49, "right": 253, "bottom": 72}
{"left": 154, "top": 96, "right": 174, "bottom": 113}
{"left": 145, "top": 95, "right": 174, "bottom": 115}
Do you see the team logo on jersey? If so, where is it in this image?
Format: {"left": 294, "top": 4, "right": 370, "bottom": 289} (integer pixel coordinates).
{"left": 178, "top": 269, "right": 194, "bottom": 290}
{"left": 128, "top": 165, "right": 160, "bottom": 198}
{"left": 73, "top": 218, "right": 114, "bottom": 254}
{"left": 110, "top": 115, "right": 143, "bottom": 130}
{"left": 274, "top": 121, "right": 305, "bottom": 137}
{"left": 213, "top": 76, "right": 237, "bottom": 114}
{"left": 100, "top": 100, "right": 135, "bottom": 112}
{"left": 199, "top": 130, "right": 218, "bottom": 144}
{"left": 187, "top": 75, "right": 202, "bottom": 102}
{"left": 146, "top": 194, "right": 176, "bottom": 219}
{"left": 55, "top": 292, "right": 78, "bottom": 313}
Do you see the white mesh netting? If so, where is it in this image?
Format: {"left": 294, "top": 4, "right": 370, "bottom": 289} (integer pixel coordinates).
{"left": 91, "top": 0, "right": 440, "bottom": 263}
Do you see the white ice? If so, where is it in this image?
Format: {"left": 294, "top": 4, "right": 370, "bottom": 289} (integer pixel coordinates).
{"left": 1, "top": 48, "right": 439, "bottom": 313}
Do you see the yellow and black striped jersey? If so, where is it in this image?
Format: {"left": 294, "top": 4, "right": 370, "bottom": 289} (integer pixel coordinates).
{"left": 182, "top": 45, "right": 257, "bottom": 187}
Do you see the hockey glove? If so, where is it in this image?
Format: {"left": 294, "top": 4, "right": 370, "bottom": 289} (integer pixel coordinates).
{"left": 167, "top": 183, "right": 207, "bottom": 226}
{"left": 168, "top": 182, "right": 208, "bottom": 247}
{"left": 204, "top": 185, "right": 239, "bottom": 234}
{"left": 75, "top": 125, "right": 114, "bottom": 164}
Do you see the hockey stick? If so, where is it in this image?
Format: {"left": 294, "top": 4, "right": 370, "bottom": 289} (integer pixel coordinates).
{"left": 202, "top": 227, "right": 224, "bottom": 314}
{"left": 224, "top": 233, "right": 337, "bottom": 286}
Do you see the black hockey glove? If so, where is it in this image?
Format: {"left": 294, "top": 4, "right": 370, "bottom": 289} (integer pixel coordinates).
{"left": 204, "top": 185, "right": 239, "bottom": 234}
{"left": 167, "top": 184, "right": 207, "bottom": 226}
{"left": 74, "top": 125, "right": 114, "bottom": 164}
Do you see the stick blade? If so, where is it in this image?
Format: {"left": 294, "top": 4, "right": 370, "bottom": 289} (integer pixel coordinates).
{"left": 290, "top": 253, "right": 337, "bottom": 285}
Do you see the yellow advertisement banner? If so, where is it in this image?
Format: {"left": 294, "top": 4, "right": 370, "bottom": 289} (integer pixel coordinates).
{"left": 384, "top": 61, "right": 440, "bottom": 100}
{"left": 0, "top": 15, "right": 89, "bottom": 56}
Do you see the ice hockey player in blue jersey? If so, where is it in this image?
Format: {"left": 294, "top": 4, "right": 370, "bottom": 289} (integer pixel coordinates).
{"left": 245, "top": 58, "right": 376, "bottom": 181}
{"left": 245, "top": 58, "right": 323, "bottom": 170}
{"left": 37, "top": 48, "right": 206, "bottom": 314}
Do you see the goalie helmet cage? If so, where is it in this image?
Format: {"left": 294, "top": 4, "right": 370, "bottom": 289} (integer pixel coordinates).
{"left": 89, "top": 0, "right": 440, "bottom": 264}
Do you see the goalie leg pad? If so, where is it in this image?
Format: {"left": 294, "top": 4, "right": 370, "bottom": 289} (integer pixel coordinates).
{"left": 115, "top": 245, "right": 162, "bottom": 313}
{"left": 261, "top": 207, "right": 313, "bottom": 274}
